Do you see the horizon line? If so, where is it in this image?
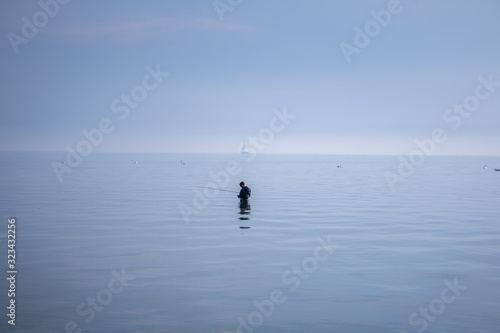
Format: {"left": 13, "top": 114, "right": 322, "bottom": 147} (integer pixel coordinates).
{"left": 1, "top": 150, "right": 499, "bottom": 157}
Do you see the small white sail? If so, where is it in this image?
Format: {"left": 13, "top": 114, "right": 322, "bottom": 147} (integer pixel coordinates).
{"left": 241, "top": 141, "right": 250, "bottom": 154}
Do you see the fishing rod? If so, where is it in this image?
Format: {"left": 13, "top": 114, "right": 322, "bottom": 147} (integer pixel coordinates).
{"left": 197, "top": 186, "right": 239, "bottom": 193}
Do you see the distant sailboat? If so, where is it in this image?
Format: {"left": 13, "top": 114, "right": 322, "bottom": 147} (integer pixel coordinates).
{"left": 241, "top": 142, "right": 250, "bottom": 154}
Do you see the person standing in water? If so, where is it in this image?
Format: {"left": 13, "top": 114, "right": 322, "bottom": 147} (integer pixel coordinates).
{"left": 237, "top": 181, "right": 251, "bottom": 200}
{"left": 238, "top": 181, "right": 251, "bottom": 212}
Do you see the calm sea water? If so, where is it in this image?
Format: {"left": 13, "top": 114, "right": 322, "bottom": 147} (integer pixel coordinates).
{"left": 0, "top": 152, "right": 499, "bottom": 333}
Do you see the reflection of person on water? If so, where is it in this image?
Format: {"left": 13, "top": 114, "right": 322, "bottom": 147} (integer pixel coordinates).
{"left": 237, "top": 181, "right": 251, "bottom": 212}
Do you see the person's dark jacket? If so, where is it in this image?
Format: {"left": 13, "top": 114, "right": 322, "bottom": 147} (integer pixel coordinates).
{"left": 238, "top": 186, "right": 251, "bottom": 199}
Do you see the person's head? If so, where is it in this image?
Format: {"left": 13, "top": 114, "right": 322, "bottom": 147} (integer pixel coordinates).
{"left": 239, "top": 181, "right": 245, "bottom": 187}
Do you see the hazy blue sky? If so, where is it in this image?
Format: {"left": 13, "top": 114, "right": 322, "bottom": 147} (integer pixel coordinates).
{"left": 1, "top": 0, "right": 499, "bottom": 155}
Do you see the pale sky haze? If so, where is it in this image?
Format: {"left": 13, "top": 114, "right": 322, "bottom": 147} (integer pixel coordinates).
{"left": 1, "top": 0, "right": 499, "bottom": 155}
